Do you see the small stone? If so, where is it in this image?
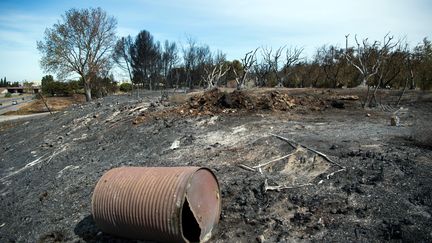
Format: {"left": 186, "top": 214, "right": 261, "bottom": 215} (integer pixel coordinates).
{"left": 257, "top": 235, "right": 265, "bottom": 243}
{"left": 390, "top": 115, "right": 400, "bottom": 126}
{"left": 170, "top": 140, "right": 180, "bottom": 150}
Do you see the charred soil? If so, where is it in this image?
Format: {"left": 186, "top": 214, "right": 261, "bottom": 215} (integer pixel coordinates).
{"left": 1, "top": 88, "right": 431, "bottom": 242}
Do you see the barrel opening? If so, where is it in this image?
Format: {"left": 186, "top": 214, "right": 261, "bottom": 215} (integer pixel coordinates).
{"left": 182, "top": 198, "right": 201, "bottom": 242}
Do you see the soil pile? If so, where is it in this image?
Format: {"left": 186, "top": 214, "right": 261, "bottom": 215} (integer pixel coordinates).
{"left": 134, "top": 89, "right": 326, "bottom": 124}
{"left": 188, "top": 88, "right": 297, "bottom": 112}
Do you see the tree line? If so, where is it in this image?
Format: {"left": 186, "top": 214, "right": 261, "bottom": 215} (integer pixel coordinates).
{"left": 0, "top": 77, "right": 20, "bottom": 87}
{"left": 37, "top": 7, "right": 432, "bottom": 102}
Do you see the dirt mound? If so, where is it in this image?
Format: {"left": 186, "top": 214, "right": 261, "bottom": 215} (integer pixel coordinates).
{"left": 187, "top": 88, "right": 296, "bottom": 112}
{"left": 188, "top": 89, "right": 255, "bottom": 112}
{"left": 133, "top": 89, "right": 327, "bottom": 124}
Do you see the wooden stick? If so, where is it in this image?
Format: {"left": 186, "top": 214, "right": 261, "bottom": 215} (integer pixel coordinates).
{"left": 38, "top": 93, "right": 52, "bottom": 115}
{"left": 270, "top": 133, "right": 297, "bottom": 148}
{"left": 253, "top": 152, "right": 295, "bottom": 169}
{"left": 270, "top": 133, "right": 345, "bottom": 169}
{"left": 303, "top": 146, "right": 344, "bottom": 168}
{"left": 264, "top": 179, "right": 312, "bottom": 192}
{"left": 326, "top": 168, "right": 346, "bottom": 179}
{"left": 237, "top": 164, "right": 256, "bottom": 172}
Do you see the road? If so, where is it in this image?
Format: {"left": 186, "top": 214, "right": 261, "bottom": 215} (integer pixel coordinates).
{"left": 0, "top": 94, "right": 34, "bottom": 115}
{"left": 0, "top": 112, "right": 52, "bottom": 123}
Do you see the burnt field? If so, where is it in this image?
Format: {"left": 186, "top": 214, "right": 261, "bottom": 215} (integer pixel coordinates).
{"left": 1, "top": 88, "right": 431, "bottom": 242}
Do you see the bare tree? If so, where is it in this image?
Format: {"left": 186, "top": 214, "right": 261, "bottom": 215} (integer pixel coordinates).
{"left": 37, "top": 8, "right": 117, "bottom": 101}
{"left": 234, "top": 48, "right": 258, "bottom": 90}
{"left": 282, "top": 46, "right": 304, "bottom": 87}
{"left": 195, "top": 45, "right": 212, "bottom": 87}
{"left": 162, "top": 40, "right": 179, "bottom": 88}
{"left": 182, "top": 37, "right": 197, "bottom": 89}
{"left": 261, "top": 46, "right": 285, "bottom": 87}
{"left": 315, "top": 45, "right": 346, "bottom": 88}
{"left": 344, "top": 33, "right": 399, "bottom": 107}
{"left": 113, "top": 36, "right": 134, "bottom": 82}
{"left": 253, "top": 59, "right": 271, "bottom": 87}
{"left": 203, "top": 62, "right": 229, "bottom": 89}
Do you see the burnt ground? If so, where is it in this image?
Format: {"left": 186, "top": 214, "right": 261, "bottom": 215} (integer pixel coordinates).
{"left": 0, "top": 88, "right": 431, "bottom": 242}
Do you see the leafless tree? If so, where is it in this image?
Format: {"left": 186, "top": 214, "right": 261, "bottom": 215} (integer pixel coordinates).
{"left": 344, "top": 33, "right": 399, "bottom": 107}
{"left": 203, "top": 62, "right": 229, "bottom": 89}
{"left": 162, "top": 40, "right": 179, "bottom": 87}
{"left": 316, "top": 45, "right": 345, "bottom": 88}
{"left": 113, "top": 36, "right": 134, "bottom": 82}
{"left": 253, "top": 60, "right": 271, "bottom": 87}
{"left": 234, "top": 48, "right": 258, "bottom": 90}
{"left": 182, "top": 37, "right": 197, "bottom": 89}
{"left": 37, "top": 8, "right": 117, "bottom": 101}
{"left": 282, "top": 46, "right": 304, "bottom": 87}
{"left": 261, "top": 46, "right": 285, "bottom": 87}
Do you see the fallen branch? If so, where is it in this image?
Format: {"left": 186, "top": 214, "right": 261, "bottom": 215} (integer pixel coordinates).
{"left": 253, "top": 152, "right": 295, "bottom": 169}
{"left": 264, "top": 179, "right": 312, "bottom": 192}
{"left": 269, "top": 133, "right": 297, "bottom": 148}
{"left": 304, "top": 146, "right": 344, "bottom": 168}
{"left": 237, "top": 164, "right": 256, "bottom": 172}
{"left": 270, "top": 133, "right": 345, "bottom": 169}
{"left": 326, "top": 168, "right": 346, "bottom": 180}
{"left": 38, "top": 93, "right": 52, "bottom": 115}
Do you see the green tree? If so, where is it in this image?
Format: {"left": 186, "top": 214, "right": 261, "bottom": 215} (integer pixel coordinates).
{"left": 37, "top": 8, "right": 117, "bottom": 101}
{"left": 131, "top": 30, "right": 161, "bottom": 90}
{"left": 41, "top": 75, "right": 55, "bottom": 95}
{"left": 23, "top": 81, "right": 35, "bottom": 93}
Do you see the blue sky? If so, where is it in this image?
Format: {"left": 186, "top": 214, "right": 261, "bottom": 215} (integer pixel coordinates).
{"left": 0, "top": 0, "right": 431, "bottom": 83}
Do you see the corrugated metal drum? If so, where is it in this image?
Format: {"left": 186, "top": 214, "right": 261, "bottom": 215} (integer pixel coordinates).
{"left": 91, "top": 166, "right": 221, "bottom": 243}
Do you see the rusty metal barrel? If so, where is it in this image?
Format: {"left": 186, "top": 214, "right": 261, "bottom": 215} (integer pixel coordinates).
{"left": 91, "top": 167, "right": 221, "bottom": 243}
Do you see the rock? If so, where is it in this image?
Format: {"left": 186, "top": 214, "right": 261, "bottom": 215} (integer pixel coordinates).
{"left": 390, "top": 115, "right": 400, "bottom": 126}
{"left": 170, "top": 140, "right": 180, "bottom": 150}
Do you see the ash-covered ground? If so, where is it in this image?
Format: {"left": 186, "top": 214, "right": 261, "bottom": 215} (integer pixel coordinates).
{"left": 0, "top": 88, "right": 431, "bottom": 242}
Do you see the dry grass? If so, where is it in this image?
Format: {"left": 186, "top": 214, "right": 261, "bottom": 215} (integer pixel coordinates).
{"left": 4, "top": 95, "right": 85, "bottom": 115}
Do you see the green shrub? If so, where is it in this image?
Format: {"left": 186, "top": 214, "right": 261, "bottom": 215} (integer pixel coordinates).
{"left": 4, "top": 92, "right": 11, "bottom": 98}
{"left": 119, "top": 83, "right": 133, "bottom": 92}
